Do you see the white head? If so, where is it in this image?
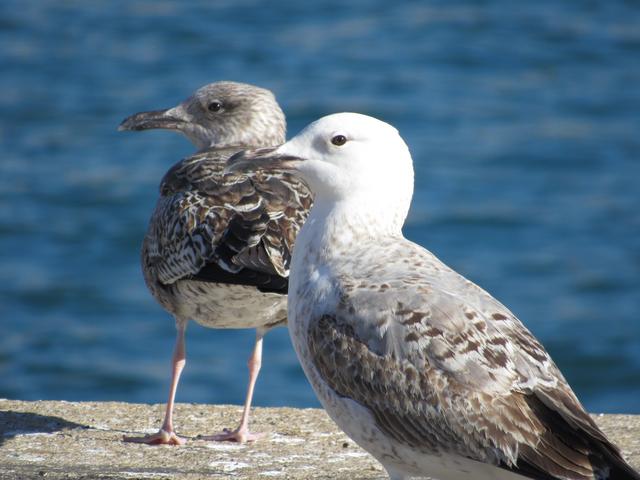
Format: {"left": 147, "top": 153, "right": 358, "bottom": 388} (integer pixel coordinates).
{"left": 229, "top": 112, "right": 414, "bottom": 233}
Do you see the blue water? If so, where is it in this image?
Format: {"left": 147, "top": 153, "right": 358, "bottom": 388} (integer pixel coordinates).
{"left": 1, "top": 0, "right": 639, "bottom": 414}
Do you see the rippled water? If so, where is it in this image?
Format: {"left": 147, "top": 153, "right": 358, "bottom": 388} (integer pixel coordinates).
{"left": 1, "top": 0, "right": 639, "bottom": 413}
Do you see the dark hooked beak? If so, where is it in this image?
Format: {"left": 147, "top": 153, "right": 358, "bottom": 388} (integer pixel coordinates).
{"left": 225, "top": 147, "right": 304, "bottom": 175}
{"left": 118, "top": 107, "right": 188, "bottom": 132}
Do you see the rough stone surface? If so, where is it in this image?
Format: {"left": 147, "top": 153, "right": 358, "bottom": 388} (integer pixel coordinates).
{"left": 0, "top": 400, "right": 638, "bottom": 479}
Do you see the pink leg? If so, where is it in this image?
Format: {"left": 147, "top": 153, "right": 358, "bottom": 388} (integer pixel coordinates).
{"left": 200, "top": 328, "right": 266, "bottom": 443}
{"left": 124, "top": 320, "right": 187, "bottom": 445}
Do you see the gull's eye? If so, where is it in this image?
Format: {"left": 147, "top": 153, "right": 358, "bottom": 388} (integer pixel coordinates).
{"left": 331, "top": 134, "right": 347, "bottom": 146}
{"left": 208, "top": 101, "right": 222, "bottom": 112}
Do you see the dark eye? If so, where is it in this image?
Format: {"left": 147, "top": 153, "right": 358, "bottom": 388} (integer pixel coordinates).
{"left": 208, "top": 101, "right": 222, "bottom": 112}
{"left": 331, "top": 134, "right": 347, "bottom": 146}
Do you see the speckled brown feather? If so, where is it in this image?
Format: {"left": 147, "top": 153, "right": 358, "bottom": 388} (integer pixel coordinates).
{"left": 305, "top": 239, "right": 638, "bottom": 480}
{"left": 142, "top": 145, "right": 312, "bottom": 319}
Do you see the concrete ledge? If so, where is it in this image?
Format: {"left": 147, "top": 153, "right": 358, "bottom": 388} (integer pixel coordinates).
{"left": 0, "top": 400, "right": 638, "bottom": 479}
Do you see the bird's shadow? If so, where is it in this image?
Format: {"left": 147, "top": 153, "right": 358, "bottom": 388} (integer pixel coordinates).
{"left": 0, "top": 410, "right": 88, "bottom": 447}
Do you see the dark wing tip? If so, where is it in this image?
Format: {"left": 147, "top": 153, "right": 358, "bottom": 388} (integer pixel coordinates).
{"left": 189, "top": 262, "right": 288, "bottom": 295}
{"left": 511, "top": 393, "right": 640, "bottom": 480}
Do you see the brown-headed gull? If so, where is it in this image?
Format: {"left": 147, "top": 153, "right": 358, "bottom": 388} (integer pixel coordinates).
{"left": 119, "top": 82, "right": 312, "bottom": 444}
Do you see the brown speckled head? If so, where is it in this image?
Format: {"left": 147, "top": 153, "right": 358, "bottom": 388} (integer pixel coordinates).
{"left": 119, "top": 81, "right": 286, "bottom": 150}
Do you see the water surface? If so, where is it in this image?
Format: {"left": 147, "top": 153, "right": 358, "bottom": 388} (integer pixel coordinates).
{"left": 0, "top": 0, "right": 639, "bottom": 413}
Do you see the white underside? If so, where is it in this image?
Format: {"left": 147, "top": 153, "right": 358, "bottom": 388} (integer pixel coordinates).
{"left": 309, "top": 371, "right": 528, "bottom": 480}
{"left": 175, "top": 280, "right": 287, "bottom": 329}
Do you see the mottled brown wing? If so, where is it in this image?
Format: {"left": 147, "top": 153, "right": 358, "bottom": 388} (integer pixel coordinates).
{"left": 145, "top": 147, "right": 312, "bottom": 288}
{"left": 159, "top": 145, "right": 255, "bottom": 195}
{"left": 250, "top": 170, "right": 312, "bottom": 275}
{"left": 307, "top": 283, "right": 637, "bottom": 480}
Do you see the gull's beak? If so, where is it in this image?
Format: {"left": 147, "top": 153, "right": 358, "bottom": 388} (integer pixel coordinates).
{"left": 118, "top": 105, "right": 189, "bottom": 132}
{"left": 225, "top": 147, "right": 304, "bottom": 175}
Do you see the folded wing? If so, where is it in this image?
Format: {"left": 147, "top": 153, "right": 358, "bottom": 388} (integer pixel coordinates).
{"left": 144, "top": 147, "right": 312, "bottom": 293}
{"left": 307, "top": 252, "right": 637, "bottom": 480}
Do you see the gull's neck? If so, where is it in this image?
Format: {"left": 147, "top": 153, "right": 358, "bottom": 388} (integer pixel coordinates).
{"left": 297, "top": 194, "right": 408, "bottom": 258}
